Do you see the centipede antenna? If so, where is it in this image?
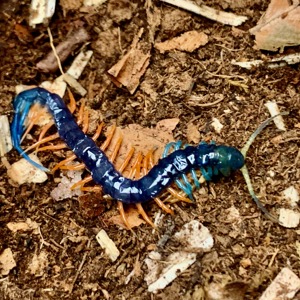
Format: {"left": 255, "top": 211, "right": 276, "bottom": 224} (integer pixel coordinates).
{"left": 240, "top": 165, "right": 278, "bottom": 223}
{"left": 240, "top": 112, "right": 288, "bottom": 223}
{"left": 241, "top": 112, "right": 289, "bottom": 157}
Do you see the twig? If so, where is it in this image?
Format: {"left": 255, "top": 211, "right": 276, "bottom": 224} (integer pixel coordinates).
{"left": 69, "top": 239, "right": 91, "bottom": 294}
{"left": 160, "top": 0, "right": 247, "bottom": 26}
{"left": 47, "top": 27, "right": 64, "bottom": 75}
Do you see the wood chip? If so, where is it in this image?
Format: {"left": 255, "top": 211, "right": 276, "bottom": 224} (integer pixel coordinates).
{"left": 146, "top": 251, "right": 197, "bottom": 293}
{"left": 29, "top": 0, "right": 56, "bottom": 27}
{"left": 63, "top": 73, "right": 87, "bottom": 96}
{"left": 96, "top": 230, "right": 120, "bottom": 262}
{"left": 0, "top": 248, "right": 16, "bottom": 276}
{"left": 264, "top": 101, "right": 286, "bottom": 131}
{"left": 145, "top": 221, "right": 213, "bottom": 293}
{"left": 155, "top": 31, "right": 208, "bottom": 53}
{"left": 283, "top": 186, "right": 299, "bottom": 207}
{"left": 250, "top": 0, "right": 300, "bottom": 51}
{"left": 232, "top": 52, "right": 300, "bottom": 69}
{"left": 0, "top": 115, "right": 12, "bottom": 156}
{"left": 83, "top": 0, "right": 108, "bottom": 6}
{"left": 67, "top": 50, "right": 93, "bottom": 79}
{"left": 279, "top": 208, "right": 300, "bottom": 228}
{"left": 259, "top": 267, "right": 300, "bottom": 300}
{"left": 7, "top": 154, "right": 48, "bottom": 185}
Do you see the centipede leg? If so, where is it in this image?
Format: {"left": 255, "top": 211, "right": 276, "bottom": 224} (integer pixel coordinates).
{"left": 21, "top": 103, "right": 48, "bottom": 143}
{"left": 131, "top": 152, "right": 156, "bottom": 228}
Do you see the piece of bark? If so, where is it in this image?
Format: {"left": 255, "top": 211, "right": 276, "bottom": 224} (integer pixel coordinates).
{"left": 259, "top": 268, "right": 300, "bottom": 300}
{"left": 37, "top": 28, "right": 90, "bottom": 73}
{"left": 155, "top": 30, "right": 208, "bottom": 53}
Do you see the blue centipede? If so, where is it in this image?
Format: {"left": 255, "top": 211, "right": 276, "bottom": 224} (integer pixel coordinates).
{"left": 11, "top": 87, "right": 245, "bottom": 204}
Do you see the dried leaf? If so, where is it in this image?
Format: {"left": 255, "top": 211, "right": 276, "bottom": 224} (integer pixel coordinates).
{"left": 108, "top": 30, "right": 151, "bottom": 94}
{"left": 108, "top": 206, "right": 145, "bottom": 229}
{"left": 186, "top": 123, "right": 200, "bottom": 143}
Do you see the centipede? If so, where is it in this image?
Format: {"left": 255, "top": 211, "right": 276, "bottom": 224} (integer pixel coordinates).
{"left": 11, "top": 87, "right": 285, "bottom": 227}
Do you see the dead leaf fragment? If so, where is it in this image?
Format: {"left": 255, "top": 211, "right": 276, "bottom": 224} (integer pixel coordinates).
{"left": 108, "top": 30, "right": 151, "bottom": 94}
{"left": 109, "top": 206, "right": 146, "bottom": 229}
{"left": 155, "top": 31, "right": 208, "bottom": 53}
{"left": 279, "top": 208, "right": 300, "bottom": 228}
{"left": 186, "top": 123, "right": 200, "bottom": 144}
{"left": 0, "top": 248, "right": 16, "bottom": 275}
{"left": 105, "top": 122, "right": 176, "bottom": 176}
{"left": 250, "top": 0, "right": 300, "bottom": 51}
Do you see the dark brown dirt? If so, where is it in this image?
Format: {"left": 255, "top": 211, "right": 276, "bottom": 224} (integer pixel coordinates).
{"left": 0, "top": 0, "right": 299, "bottom": 299}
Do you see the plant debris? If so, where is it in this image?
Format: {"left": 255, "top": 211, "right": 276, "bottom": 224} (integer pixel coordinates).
{"left": 155, "top": 30, "right": 208, "bottom": 53}
{"left": 250, "top": 0, "right": 300, "bottom": 51}
{"left": 36, "top": 28, "right": 90, "bottom": 73}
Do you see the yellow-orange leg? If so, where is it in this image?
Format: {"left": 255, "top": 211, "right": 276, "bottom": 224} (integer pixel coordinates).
{"left": 129, "top": 152, "right": 156, "bottom": 228}
{"left": 21, "top": 104, "right": 48, "bottom": 143}
{"left": 143, "top": 151, "right": 174, "bottom": 215}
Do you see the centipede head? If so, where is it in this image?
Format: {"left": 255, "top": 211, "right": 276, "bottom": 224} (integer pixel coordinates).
{"left": 215, "top": 146, "right": 245, "bottom": 177}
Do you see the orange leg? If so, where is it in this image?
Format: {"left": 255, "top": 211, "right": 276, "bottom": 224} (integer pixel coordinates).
{"left": 129, "top": 151, "right": 156, "bottom": 228}
{"left": 143, "top": 150, "right": 174, "bottom": 215}
{"left": 22, "top": 104, "right": 49, "bottom": 143}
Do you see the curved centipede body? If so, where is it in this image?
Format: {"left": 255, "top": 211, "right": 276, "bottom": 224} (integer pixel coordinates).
{"left": 11, "top": 87, "right": 281, "bottom": 226}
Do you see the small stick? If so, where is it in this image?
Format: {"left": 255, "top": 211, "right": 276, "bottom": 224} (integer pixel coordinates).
{"left": 160, "top": 0, "right": 247, "bottom": 26}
